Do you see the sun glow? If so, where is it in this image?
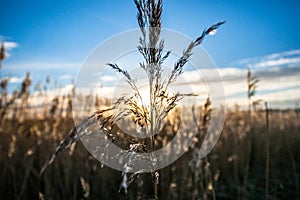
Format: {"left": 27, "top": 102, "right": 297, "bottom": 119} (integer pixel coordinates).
{"left": 138, "top": 86, "right": 151, "bottom": 107}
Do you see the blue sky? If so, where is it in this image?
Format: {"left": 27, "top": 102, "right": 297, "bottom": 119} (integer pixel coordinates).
{"left": 1, "top": 0, "right": 300, "bottom": 108}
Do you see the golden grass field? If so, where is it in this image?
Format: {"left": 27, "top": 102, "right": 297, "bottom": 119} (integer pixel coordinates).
{"left": 0, "top": 84, "right": 299, "bottom": 199}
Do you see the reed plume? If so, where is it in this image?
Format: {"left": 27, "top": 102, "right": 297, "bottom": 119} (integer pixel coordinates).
{"left": 0, "top": 42, "right": 6, "bottom": 68}
{"left": 41, "top": 1, "right": 224, "bottom": 199}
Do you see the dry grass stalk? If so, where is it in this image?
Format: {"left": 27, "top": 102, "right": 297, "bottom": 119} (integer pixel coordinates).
{"left": 80, "top": 177, "right": 90, "bottom": 199}
{"left": 40, "top": 1, "right": 224, "bottom": 199}
{"left": 38, "top": 192, "right": 45, "bottom": 200}
{"left": 189, "top": 96, "right": 216, "bottom": 200}
{"left": 0, "top": 41, "right": 6, "bottom": 68}
{"left": 0, "top": 72, "right": 32, "bottom": 125}
{"left": 264, "top": 101, "right": 270, "bottom": 200}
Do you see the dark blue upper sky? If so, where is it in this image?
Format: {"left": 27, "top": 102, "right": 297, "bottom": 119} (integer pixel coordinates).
{"left": 1, "top": 0, "right": 300, "bottom": 67}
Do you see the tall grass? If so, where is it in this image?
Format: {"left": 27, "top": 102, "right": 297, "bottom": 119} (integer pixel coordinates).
{"left": 1, "top": 1, "right": 300, "bottom": 200}
{"left": 0, "top": 85, "right": 299, "bottom": 199}
{"left": 40, "top": 0, "right": 224, "bottom": 198}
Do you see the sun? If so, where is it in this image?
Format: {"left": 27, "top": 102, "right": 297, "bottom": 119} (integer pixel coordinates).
{"left": 138, "top": 85, "right": 151, "bottom": 108}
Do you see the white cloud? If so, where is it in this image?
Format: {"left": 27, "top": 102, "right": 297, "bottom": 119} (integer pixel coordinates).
{"left": 0, "top": 76, "right": 23, "bottom": 83}
{"left": 9, "top": 77, "right": 23, "bottom": 83}
{"left": 266, "top": 49, "right": 300, "bottom": 59}
{"left": 4, "top": 61, "right": 80, "bottom": 70}
{"left": 0, "top": 40, "right": 18, "bottom": 58}
{"left": 58, "top": 75, "right": 72, "bottom": 80}
{"left": 4, "top": 41, "right": 18, "bottom": 50}
{"left": 231, "top": 49, "right": 300, "bottom": 69}
{"left": 101, "top": 75, "right": 116, "bottom": 82}
{"left": 249, "top": 57, "right": 300, "bottom": 68}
